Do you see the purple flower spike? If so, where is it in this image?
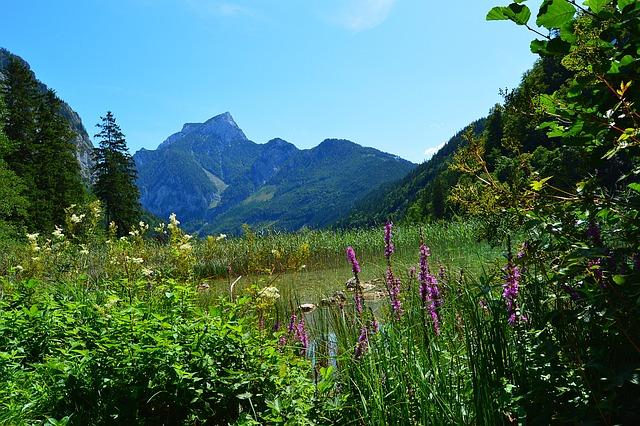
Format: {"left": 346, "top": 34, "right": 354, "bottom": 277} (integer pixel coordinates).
{"left": 418, "top": 243, "right": 442, "bottom": 335}
{"left": 386, "top": 266, "right": 403, "bottom": 320}
{"left": 346, "top": 246, "right": 361, "bottom": 275}
{"left": 384, "top": 222, "right": 395, "bottom": 259}
{"left": 354, "top": 326, "right": 369, "bottom": 359}
{"left": 503, "top": 258, "right": 525, "bottom": 325}
{"left": 288, "top": 313, "right": 297, "bottom": 333}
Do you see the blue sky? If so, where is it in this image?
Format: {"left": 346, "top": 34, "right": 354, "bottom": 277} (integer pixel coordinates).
{"left": 2, "top": 0, "right": 541, "bottom": 163}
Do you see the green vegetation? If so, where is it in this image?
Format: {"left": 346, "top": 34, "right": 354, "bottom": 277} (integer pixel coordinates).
{"left": 92, "top": 111, "right": 142, "bottom": 236}
{"left": 1, "top": 0, "right": 639, "bottom": 424}
{"left": 0, "top": 57, "right": 85, "bottom": 235}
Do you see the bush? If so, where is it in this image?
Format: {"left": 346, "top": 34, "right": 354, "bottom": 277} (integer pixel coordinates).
{"left": 0, "top": 279, "right": 317, "bottom": 425}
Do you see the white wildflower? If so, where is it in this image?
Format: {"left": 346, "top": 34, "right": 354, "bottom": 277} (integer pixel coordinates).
{"left": 216, "top": 234, "right": 227, "bottom": 241}
{"left": 14, "top": 265, "right": 24, "bottom": 272}
{"left": 52, "top": 226, "right": 64, "bottom": 239}
{"left": 26, "top": 232, "right": 39, "bottom": 242}
{"left": 70, "top": 213, "right": 85, "bottom": 224}
{"left": 169, "top": 213, "right": 180, "bottom": 227}
{"left": 142, "top": 268, "right": 153, "bottom": 277}
{"left": 258, "top": 286, "right": 280, "bottom": 301}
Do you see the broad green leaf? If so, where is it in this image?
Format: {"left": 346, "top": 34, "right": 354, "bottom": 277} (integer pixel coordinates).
{"left": 487, "top": 4, "right": 531, "bottom": 25}
{"left": 487, "top": 6, "right": 510, "bottom": 20}
{"left": 629, "top": 183, "right": 640, "bottom": 193}
{"left": 537, "top": 0, "right": 576, "bottom": 29}
{"left": 612, "top": 275, "right": 625, "bottom": 285}
{"left": 530, "top": 39, "right": 548, "bottom": 54}
{"left": 584, "top": 0, "right": 610, "bottom": 13}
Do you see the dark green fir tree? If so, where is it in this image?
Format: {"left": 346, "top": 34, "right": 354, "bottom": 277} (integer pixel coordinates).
{"left": 0, "top": 94, "right": 28, "bottom": 236}
{"left": 92, "top": 111, "right": 141, "bottom": 235}
{"left": 1, "top": 57, "right": 85, "bottom": 231}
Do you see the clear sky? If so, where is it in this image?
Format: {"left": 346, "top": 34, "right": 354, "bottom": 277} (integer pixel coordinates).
{"left": 1, "top": 0, "right": 541, "bottom": 163}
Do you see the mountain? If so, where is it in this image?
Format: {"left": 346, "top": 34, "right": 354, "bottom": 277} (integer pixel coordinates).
{"left": 0, "top": 48, "right": 94, "bottom": 181}
{"left": 133, "top": 113, "right": 416, "bottom": 234}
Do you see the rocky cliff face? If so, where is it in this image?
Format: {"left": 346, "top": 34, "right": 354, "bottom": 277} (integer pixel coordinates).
{"left": 134, "top": 113, "right": 417, "bottom": 234}
{"left": 0, "top": 48, "right": 94, "bottom": 182}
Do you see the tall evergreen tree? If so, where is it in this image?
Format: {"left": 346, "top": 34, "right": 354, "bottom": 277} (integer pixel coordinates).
{"left": 1, "top": 57, "right": 85, "bottom": 231}
{"left": 0, "top": 94, "right": 28, "bottom": 235}
{"left": 32, "top": 90, "right": 85, "bottom": 229}
{"left": 92, "top": 111, "right": 141, "bottom": 235}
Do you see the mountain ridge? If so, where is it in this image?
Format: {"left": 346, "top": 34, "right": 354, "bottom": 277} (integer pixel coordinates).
{"left": 134, "top": 113, "right": 416, "bottom": 234}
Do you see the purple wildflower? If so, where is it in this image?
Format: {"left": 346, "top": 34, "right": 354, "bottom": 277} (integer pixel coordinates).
{"left": 346, "top": 246, "right": 361, "bottom": 275}
{"left": 288, "top": 313, "right": 297, "bottom": 333}
{"left": 384, "top": 222, "right": 395, "bottom": 259}
{"left": 439, "top": 264, "right": 446, "bottom": 281}
{"left": 272, "top": 320, "right": 281, "bottom": 332}
{"left": 418, "top": 243, "right": 442, "bottom": 335}
{"left": 503, "top": 259, "right": 525, "bottom": 325}
{"left": 354, "top": 326, "right": 369, "bottom": 359}
{"left": 419, "top": 244, "right": 430, "bottom": 302}
{"left": 386, "top": 266, "right": 403, "bottom": 320}
{"left": 295, "top": 316, "right": 309, "bottom": 355}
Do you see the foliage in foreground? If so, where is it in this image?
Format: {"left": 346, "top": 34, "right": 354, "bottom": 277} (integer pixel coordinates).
{"left": 0, "top": 278, "right": 323, "bottom": 425}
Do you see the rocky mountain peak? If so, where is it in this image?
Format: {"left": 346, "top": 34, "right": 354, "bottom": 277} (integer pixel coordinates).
{"left": 159, "top": 112, "right": 247, "bottom": 149}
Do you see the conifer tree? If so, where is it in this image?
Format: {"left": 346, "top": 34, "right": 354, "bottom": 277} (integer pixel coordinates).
{"left": 32, "top": 90, "right": 85, "bottom": 229}
{"left": 92, "top": 111, "right": 141, "bottom": 235}
{"left": 1, "top": 57, "right": 85, "bottom": 231}
{"left": 0, "top": 95, "right": 28, "bottom": 235}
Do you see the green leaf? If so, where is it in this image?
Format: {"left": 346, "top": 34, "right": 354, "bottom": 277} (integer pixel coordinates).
{"left": 584, "top": 0, "right": 610, "bottom": 13}
{"left": 531, "top": 39, "right": 548, "bottom": 54}
{"left": 487, "top": 6, "right": 510, "bottom": 20}
{"left": 487, "top": 4, "right": 531, "bottom": 25}
{"left": 537, "top": 0, "right": 576, "bottom": 29}
{"left": 612, "top": 275, "right": 626, "bottom": 285}
{"left": 530, "top": 176, "right": 554, "bottom": 191}
{"left": 628, "top": 183, "right": 640, "bottom": 193}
